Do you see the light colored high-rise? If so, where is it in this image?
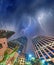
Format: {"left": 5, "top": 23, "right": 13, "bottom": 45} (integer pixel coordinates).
{"left": 32, "top": 35, "right": 54, "bottom": 63}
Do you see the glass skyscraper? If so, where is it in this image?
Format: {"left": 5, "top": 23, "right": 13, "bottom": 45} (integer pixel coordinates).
{"left": 32, "top": 36, "right": 54, "bottom": 63}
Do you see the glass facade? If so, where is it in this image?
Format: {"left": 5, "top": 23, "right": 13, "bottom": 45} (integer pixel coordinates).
{"left": 32, "top": 36, "right": 54, "bottom": 63}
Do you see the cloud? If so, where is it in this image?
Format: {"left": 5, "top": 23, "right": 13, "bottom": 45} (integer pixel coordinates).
{"left": 0, "top": 0, "right": 54, "bottom": 37}
{"left": 36, "top": 8, "right": 54, "bottom": 36}
{"left": 0, "top": 0, "right": 54, "bottom": 18}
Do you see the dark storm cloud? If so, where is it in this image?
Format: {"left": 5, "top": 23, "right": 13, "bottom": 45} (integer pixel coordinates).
{"left": 0, "top": 0, "right": 54, "bottom": 18}
{"left": 0, "top": 0, "right": 54, "bottom": 37}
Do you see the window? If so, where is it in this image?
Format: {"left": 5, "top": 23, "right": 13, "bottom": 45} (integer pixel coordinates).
{"left": 4, "top": 42, "right": 5, "bottom": 44}
{"left": 0, "top": 44, "right": 3, "bottom": 49}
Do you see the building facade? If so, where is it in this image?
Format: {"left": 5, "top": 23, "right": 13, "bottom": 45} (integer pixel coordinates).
{"left": 10, "top": 36, "right": 28, "bottom": 54}
{"left": 0, "top": 30, "right": 19, "bottom": 65}
{"left": 0, "top": 30, "right": 15, "bottom": 62}
{"left": 17, "top": 36, "right": 28, "bottom": 54}
{"left": 32, "top": 36, "right": 54, "bottom": 63}
{"left": 18, "top": 53, "right": 25, "bottom": 65}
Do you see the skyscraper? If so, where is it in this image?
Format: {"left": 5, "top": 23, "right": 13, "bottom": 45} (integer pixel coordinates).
{"left": 0, "top": 30, "right": 19, "bottom": 65}
{"left": 12, "top": 36, "right": 28, "bottom": 65}
{"left": 0, "top": 30, "right": 15, "bottom": 61}
{"left": 9, "top": 36, "right": 28, "bottom": 54}
{"left": 32, "top": 35, "right": 54, "bottom": 63}
{"left": 17, "top": 36, "right": 28, "bottom": 53}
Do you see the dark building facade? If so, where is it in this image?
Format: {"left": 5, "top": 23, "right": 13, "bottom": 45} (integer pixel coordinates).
{"left": 16, "top": 36, "right": 28, "bottom": 53}
{"left": 32, "top": 36, "right": 54, "bottom": 63}
{"left": 8, "top": 36, "right": 28, "bottom": 54}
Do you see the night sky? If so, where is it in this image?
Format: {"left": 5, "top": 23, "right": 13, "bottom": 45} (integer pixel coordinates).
{"left": 0, "top": 0, "right": 54, "bottom": 53}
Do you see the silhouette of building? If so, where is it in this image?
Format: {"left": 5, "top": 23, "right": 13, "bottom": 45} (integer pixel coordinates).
{"left": 32, "top": 35, "right": 54, "bottom": 63}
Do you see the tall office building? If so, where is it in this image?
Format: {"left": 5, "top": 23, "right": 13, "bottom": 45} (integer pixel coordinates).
{"left": 0, "top": 30, "right": 15, "bottom": 61}
{"left": 0, "top": 30, "right": 19, "bottom": 65}
{"left": 11, "top": 36, "right": 28, "bottom": 65}
{"left": 9, "top": 36, "right": 28, "bottom": 54}
{"left": 32, "top": 35, "right": 54, "bottom": 63}
{"left": 17, "top": 36, "right": 28, "bottom": 54}
{"left": 18, "top": 53, "right": 25, "bottom": 65}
